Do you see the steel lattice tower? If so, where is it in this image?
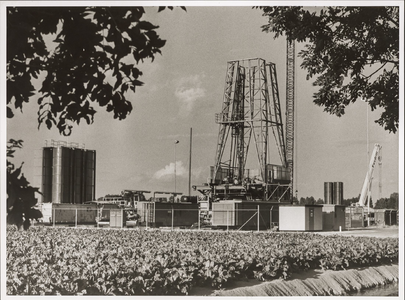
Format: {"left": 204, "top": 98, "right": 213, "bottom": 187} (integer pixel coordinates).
{"left": 286, "top": 40, "right": 295, "bottom": 202}
{"left": 213, "top": 58, "right": 287, "bottom": 196}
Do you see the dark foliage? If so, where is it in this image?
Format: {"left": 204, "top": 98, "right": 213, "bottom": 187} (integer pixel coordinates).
{"left": 7, "top": 140, "right": 43, "bottom": 230}
{"left": 7, "top": 6, "right": 185, "bottom": 135}
{"left": 374, "top": 193, "right": 399, "bottom": 209}
{"left": 257, "top": 6, "right": 399, "bottom": 133}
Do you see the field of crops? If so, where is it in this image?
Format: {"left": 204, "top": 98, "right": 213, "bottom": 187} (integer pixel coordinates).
{"left": 6, "top": 226, "right": 399, "bottom": 295}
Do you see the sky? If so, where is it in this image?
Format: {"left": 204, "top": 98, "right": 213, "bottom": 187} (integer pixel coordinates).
{"left": 3, "top": 3, "right": 403, "bottom": 202}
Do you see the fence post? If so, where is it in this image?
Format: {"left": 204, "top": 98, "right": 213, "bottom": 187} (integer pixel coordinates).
{"left": 257, "top": 205, "right": 259, "bottom": 232}
{"left": 171, "top": 207, "right": 174, "bottom": 231}
{"left": 270, "top": 206, "right": 273, "bottom": 229}
{"left": 53, "top": 208, "right": 55, "bottom": 227}
{"left": 146, "top": 204, "right": 148, "bottom": 229}
{"left": 227, "top": 209, "right": 229, "bottom": 232}
{"left": 121, "top": 208, "right": 123, "bottom": 228}
{"left": 75, "top": 208, "right": 78, "bottom": 228}
{"left": 198, "top": 208, "right": 200, "bottom": 230}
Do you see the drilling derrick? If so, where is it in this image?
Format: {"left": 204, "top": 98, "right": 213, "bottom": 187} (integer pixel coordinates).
{"left": 196, "top": 58, "right": 290, "bottom": 202}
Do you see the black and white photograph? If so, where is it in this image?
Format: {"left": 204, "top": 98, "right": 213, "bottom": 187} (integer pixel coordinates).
{"left": 1, "top": 1, "right": 403, "bottom": 298}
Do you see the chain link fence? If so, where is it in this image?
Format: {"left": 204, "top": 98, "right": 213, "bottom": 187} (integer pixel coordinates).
{"left": 37, "top": 205, "right": 279, "bottom": 231}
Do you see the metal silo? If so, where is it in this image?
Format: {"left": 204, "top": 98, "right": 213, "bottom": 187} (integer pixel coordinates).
{"left": 42, "top": 147, "right": 54, "bottom": 203}
{"left": 333, "top": 182, "right": 343, "bottom": 205}
{"left": 85, "top": 150, "right": 96, "bottom": 203}
{"left": 73, "top": 148, "right": 84, "bottom": 204}
{"left": 52, "top": 146, "right": 63, "bottom": 204}
{"left": 324, "top": 182, "right": 334, "bottom": 204}
{"left": 61, "top": 146, "right": 73, "bottom": 203}
{"left": 42, "top": 141, "right": 96, "bottom": 205}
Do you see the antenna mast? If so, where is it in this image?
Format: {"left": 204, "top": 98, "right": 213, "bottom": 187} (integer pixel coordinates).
{"left": 286, "top": 39, "right": 295, "bottom": 203}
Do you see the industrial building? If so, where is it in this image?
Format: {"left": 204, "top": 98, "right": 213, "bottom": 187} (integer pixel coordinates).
{"left": 137, "top": 202, "right": 199, "bottom": 228}
{"left": 322, "top": 204, "right": 346, "bottom": 231}
{"left": 41, "top": 140, "right": 96, "bottom": 204}
{"left": 211, "top": 200, "right": 279, "bottom": 230}
{"left": 279, "top": 205, "right": 323, "bottom": 231}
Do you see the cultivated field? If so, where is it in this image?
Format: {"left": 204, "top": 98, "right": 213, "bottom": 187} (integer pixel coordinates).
{"left": 6, "top": 226, "right": 399, "bottom": 296}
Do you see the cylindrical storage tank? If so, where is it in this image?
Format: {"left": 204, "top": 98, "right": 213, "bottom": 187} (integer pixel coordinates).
{"left": 333, "top": 182, "right": 343, "bottom": 205}
{"left": 85, "top": 150, "right": 96, "bottom": 203}
{"left": 42, "top": 147, "right": 54, "bottom": 203}
{"left": 73, "top": 149, "right": 84, "bottom": 204}
{"left": 52, "top": 146, "right": 63, "bottom": 204}
{"left": 61, "top": 147, "right": 73, "bottom": 203}
{"left": 324, "top": 182, "right": 334, "bottom": 204}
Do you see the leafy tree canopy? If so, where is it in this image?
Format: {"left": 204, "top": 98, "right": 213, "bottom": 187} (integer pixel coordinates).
{"left": 299, "top": 196, "right": 316, "bottom": 205}
{"left": 7, "top": 6, "right": 185, "bottom": 136}
{"left": 374, "top": 192, "right": 399, "bottom": 209}
{"left": 342, "top": 195, "right": 359, "bottom": 207}
{"left": 315, "top": 198, "right": 324, "bottom": 204}
{"left": 258, "top": 6, "right": 399, "bottom": 133}
{"left": 7, "top": 140, "right": 43, "bottom": 230}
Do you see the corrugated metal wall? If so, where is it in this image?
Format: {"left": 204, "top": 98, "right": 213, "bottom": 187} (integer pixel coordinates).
{"left": 52, "top": 146, "right": 63, "bottom": 204}
{"left": 42, "top": 148, "right": 53, "bottom": 203}
{"left": 324, "top": 182, "right": 343, "bottom": 204}
{"left": 85, "top": 150, "right": 96, "bottom": 203}
{"left": 333, "top": 182, "right": 343, "bottom": 205}
{"left": 324, "top": 182, "right": 333, "bottom": 204}
{"left": 42, "top": 145, "right": 96, "bottom": 204}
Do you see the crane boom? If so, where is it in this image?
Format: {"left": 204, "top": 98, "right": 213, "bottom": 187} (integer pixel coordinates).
{"left": 358, "top": 143, "right": 382, "bottom": 206}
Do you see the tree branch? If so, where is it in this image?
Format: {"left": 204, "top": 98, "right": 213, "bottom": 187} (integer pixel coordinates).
{"left": 361, "top": 62, "right": 388, "bottom": 79}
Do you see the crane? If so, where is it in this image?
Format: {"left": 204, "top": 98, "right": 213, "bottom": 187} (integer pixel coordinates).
{"left": 358, "top": 143, "right": 382, "bottom": 207}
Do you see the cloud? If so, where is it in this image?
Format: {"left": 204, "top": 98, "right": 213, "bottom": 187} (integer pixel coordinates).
{"left": 153, "top": 161, "right": 187, "bottom": 180}
{"left": 175, "top": 74, "right": 206, "bottom": 114}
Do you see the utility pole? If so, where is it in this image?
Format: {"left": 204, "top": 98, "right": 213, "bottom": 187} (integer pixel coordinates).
{"left": 174, "top": 140, "right": 179, "bottom": 194}
{"left": 189, "top": 128, "right": 192, "bottom": 197}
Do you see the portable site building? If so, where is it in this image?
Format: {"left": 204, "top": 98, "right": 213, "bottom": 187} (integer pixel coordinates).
{"left": 374, "top": 209, "right": 398, "bottom": 226}
{"left": 109, "top": 209, "right": 126, "bottom": 228}
{"left": 322, "top": 204, "right": 346, "bottom": 231}
{"left": 345, "top": 206, "right": 364, "bottom": 228}
{"left": 211, "top": 200, "right": 279, "bottom": 230}
{"left": 279, "top": 205, "right": 323, "bottom": 231}
{"left": 50, "top": 203, "right": 98, "bottom": 225}
{"left": 137, "top": 201, "right": 198, "bottom": 227}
